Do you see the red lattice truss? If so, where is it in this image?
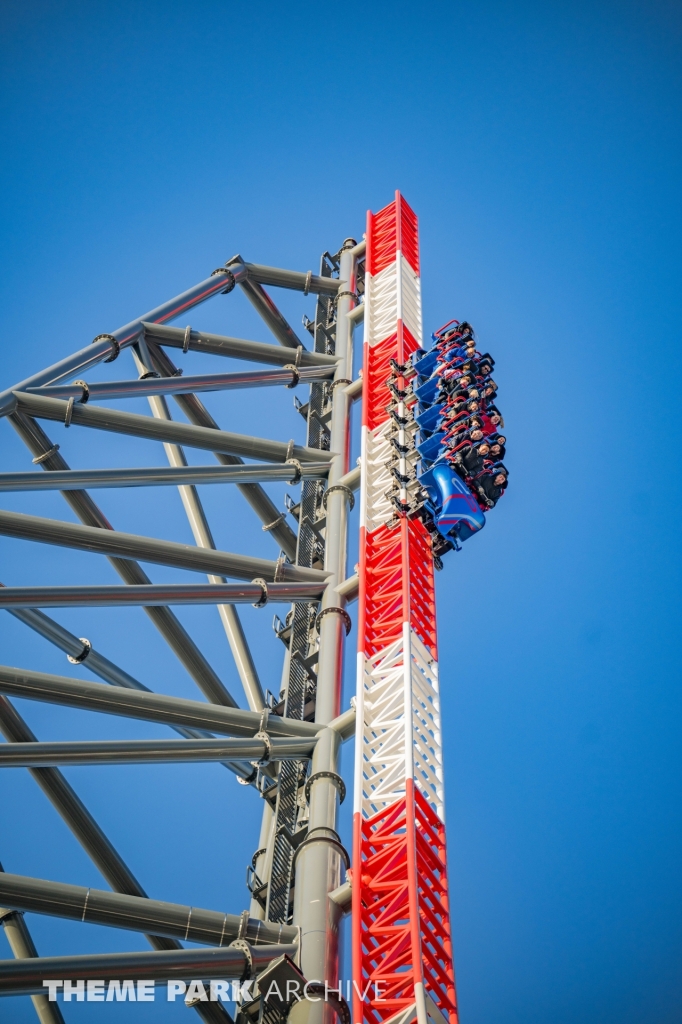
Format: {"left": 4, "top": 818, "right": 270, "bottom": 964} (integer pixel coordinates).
{"left": 358, "top": 785, "right": 457, "bottom": 1024}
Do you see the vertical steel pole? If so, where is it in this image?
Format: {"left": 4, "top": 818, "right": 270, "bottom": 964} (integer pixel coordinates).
{"left": 0, "top": 901, "right": 65, "bottom": 1024}
{"left": 290, "top": 240, "right": 357, "bottom": 1024}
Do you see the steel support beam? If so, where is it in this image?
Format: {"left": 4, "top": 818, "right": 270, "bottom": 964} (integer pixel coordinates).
{"left": 2, "top": 600, "right": 260, "bottom": 782}
{"left": 12, "top": 392, "right": 334, "bottom": 465}
{"left": 135, "top": 369, "right": 268, "bottom": 714}
{"left": 0, "top": 462, "right": 330, "bottom": 494}
{"left": 0, "top": 508, "right": 327, "bottom": 584}
{"left": 3, "top": 602, "right": 147, "bottom": 689}
{"left": 147, "top": 340, "right": 302, "bottom": 560}
{"left": 0, "top": 861, "right": 65, "bottom": 1024}
{"left": 0, "top": 907, "right": 65, "bottom": 1024}
{"left": 0, "top": 943, "right": 296, "bottom": 997}
{"left": 0, "top": 737, "right": 315, "bottom": 767}
{"left": 0, "top": 267, "right": 248, "bottom": 418}
{"left": 242, "top": 262, "right": 341, "bottom": 296}
{"left": 0, "top": 582, "right": 325, "bottom": 609}
{"left": 0, "top": 694, "right": 260, "bottom": 1020}
{"left": 228, "top": 256, "right": 304, "bottom": 350}
{"left": 27, "top": 365, "right": 333, "bottom": 403}
{"left": 0, "top": 873, "right": 298, "bottom": 947}
{"left": 0, "top": 696, "right": 179, "bottom": 950}
{"left": 290, "top": 240, "right": 358, "bottom": 1024}
{"left": 0, "top": 666, "right": 322, "bottom": 738}
{"left": 8, "top": 411, "right": 240, "bottom": 709}
{"left": 143, "top": 322, "right": 337, "bottom": 368}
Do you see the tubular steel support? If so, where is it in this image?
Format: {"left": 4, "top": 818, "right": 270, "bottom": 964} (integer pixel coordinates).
{"left": 229, "top": 255, "right": 304, "bottom": 350}
{"left": 0, "top": 266, "right": 248, "bottom": 418}
{"left": 26, "top": 365, "right": 333, "bottom": 402}
{"left": 0, "top": 943, "right": 296, "bottom": 997}
{"left": 0, "top": 737, "right": 315, "bottom": 767}
{"left": 7, "top": 410, "right": 240, "bottom": 708}
{"left": 0, "top": 861, "right": 65, "bottom": 1024}
{"left": 263, "top": 247, "right": 344, "bottom": 936}
{"left": 0, "top": 666, "right": 321, "bottom": 738}
{"left": 2, "top": 603, "right": 261, "bottom": 783}
{"left": 0, "top": 462, "right": 330, "bottom": 493}
{"left": 12, "top": 391, "right": 333, "bottom": 466}
{"left": 143, "top": 322, "right": 338, "bottom": 368}
{"left": 0, "top": 697, "right": 180, "bottom": 954}
{"left": 147, "top": 341, "right": 301, "bottom": 561}
{"left": 0, "top": 872, "right": 297, "bottom": 947}
{"left": 3, "top": 603, "right": 148, "bottom": 689}
{"left": 0, "top": 583, "right": 325, "bottom": 608}
{"left": 0, "top": 909, "right": 65, "bottom": 1024}
{"left": 289, "top": 239, "right": 358, "bottom": 1024}
{"left": 0, "top": 508, "right": 326, "bottom": 584}
{"left": 242, "top": 262, "right": 341, "bottom": 296}
{"left": 131, "top": 346, "right": 267, "bottom": 715}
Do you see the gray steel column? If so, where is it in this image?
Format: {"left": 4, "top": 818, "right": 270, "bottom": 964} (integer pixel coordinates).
{"left": 7, "top": 410, "right": 239, "bottom": 708}
{"left": 0, "top": 463, "right": 329, "bottom": 493}
{"left": 27, "top": 364, "right": 332, "bottom": 402}
{"left": 290, "top": 241, "right": 358, "bottom": 1024}
{"left": 133, "top": 342, "right": 265, "bottom": 714}
{"left": 0, "top": 737, "right": 314, "bottom": 767}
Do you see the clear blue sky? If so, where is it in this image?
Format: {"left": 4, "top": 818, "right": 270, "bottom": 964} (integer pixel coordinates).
{"left": 1, "top": 1, "right": 681, "bottom": 1021}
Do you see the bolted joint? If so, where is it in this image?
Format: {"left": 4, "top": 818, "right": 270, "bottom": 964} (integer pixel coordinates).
{"left": 92, "top": 333, "right": 120, "bottom": 363}
{"left": 282, "top": 364, "right": 300, "bottom": 389}
{"left": 323, "top": 484, "right": 355, "bottom": 512}
{"left": 251, "top": 578, "right": 269, "bottom": 608}
{"left": 67, "top": 637, "right": 92, "bottom": 665}
{"left": 210, "top": 267, "right": 236, "bottom": 293}
{"left": 315, "top": 606, "right": 352, "bottom": 637}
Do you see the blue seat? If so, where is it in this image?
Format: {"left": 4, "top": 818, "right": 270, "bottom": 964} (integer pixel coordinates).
{"left": 415, "top": 403, "right": 444, "bottom": 433}
{"left": 419, "top": 463, "right": 486, "bottom": 541}
{"left": 416, "top": 431, "right": 446, "bottom": 464}
{"left": 413, "top": 348, "right": 439, "bottom": 378}
{"left": 414, "top": 376, "right": 441, "bottom": 405}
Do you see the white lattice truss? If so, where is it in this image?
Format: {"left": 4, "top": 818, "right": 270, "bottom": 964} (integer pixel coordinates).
{"left": 396, "top": 255, "right": 423, "bottom": 346}
{"left": 366, "top": 256, "right": 423, "bottom": 349}
{"left": 360, "top": 631, "right": 444, "bottom": 820}
{"left": 363, "top": 421, "right": 395, "bottom": 534}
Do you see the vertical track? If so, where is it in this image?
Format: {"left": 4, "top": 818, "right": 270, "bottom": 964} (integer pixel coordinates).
{"left": 352, "top": 195, "right": 458, "bottom": 1024}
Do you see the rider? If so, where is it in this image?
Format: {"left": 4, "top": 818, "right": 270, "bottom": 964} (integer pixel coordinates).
{"left": 475, "top": 465, "right": 508, "bottom": 508}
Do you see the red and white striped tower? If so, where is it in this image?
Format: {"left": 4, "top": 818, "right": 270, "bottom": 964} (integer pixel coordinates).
{"left": 352, "top": 194, "right": 459, "bottom": 1024}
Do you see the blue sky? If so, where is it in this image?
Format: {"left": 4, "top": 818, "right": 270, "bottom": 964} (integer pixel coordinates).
{"left": 1, "top": 1, "right": 681, "bottom": 1021}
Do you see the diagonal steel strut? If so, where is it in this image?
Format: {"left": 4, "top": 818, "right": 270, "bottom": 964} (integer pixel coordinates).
{"left": 8, "top": 410, "right": 239, "bottom": 708}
